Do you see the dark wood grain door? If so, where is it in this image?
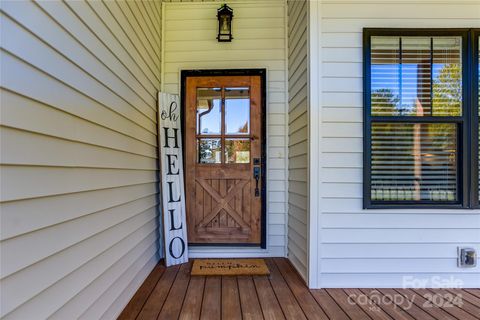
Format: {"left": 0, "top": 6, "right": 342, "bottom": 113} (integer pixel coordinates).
{"left": 185, "top": 75, "right": 263, "bottom": 245}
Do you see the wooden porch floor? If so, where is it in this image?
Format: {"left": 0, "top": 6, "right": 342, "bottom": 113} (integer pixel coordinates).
{"left": 119, "top": 258, "right": 480, "bottom": 320}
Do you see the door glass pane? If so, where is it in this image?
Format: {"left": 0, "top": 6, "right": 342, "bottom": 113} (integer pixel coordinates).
{"left": 370, "top": 36, "right": 462, "bottom": 116}
{"left": 198, "top": 139, "right": 221, "bottom": 164}
{"left": 197, "top": 88, "right": 221, "bottom": 134}
{"left": 225, "top": 87, "right": 250, "bottom": 134}
{"left": 225, "top": 139, "right": 250, "bottom": 163}
{"left": 371, "top": 123, "right": 457, "bottom": 202}
{"left": 478, "top": 36, "right": 480, "bottom": 201}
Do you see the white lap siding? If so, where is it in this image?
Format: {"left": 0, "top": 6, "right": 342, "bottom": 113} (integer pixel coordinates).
{"left": 310, "top": 0, "right": 480, "bottom": 288}
{"left": 163, "top": 0, "right": 288, "bottom": 258}
{"left": 0, "top": 1, "right": 161, "bottom": 318}
{"left": 287, "top": 0, "right": 309, "bottom": 282}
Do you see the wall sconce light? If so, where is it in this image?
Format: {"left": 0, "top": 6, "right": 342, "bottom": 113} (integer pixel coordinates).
{"left": 217, "top": 4, "right": 233, "bottom": 42}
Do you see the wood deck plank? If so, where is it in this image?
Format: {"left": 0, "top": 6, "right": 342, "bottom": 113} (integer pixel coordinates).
{"left": 264, "top": 258, "right": 307, "bottom": 320}
{"left": 465, "top": 289, "right": 480, "bottom": 299}
{"left": 430, "top": 288, "right": 480, "bottom": 319}
{"left": 136, "top": 264, "right": 180, "bottom": 320}
{"left": 415, "top": 289, "right": 478, "bottom": 320}
{"left": 179, "top": 275, "right": 205, "bottom": 320}
{"left": 445, "top": 288, "right": 480, "bottom": 307}
{"left": 325, "top": 289, "right": 372, "bottom": 320}
{"left": 358, "top": 288, "right": 414, "bottom": 320}
{"left": 310, "top": 289, "right": 350, "bottom": 320}
{"left": 344, "top": 288, "right": 391, "bottom": 320}
{"left": 118, "top": 264, "right": 165, "bottom": 320}
{"left": 121, "top": 259, "right": 479, "bottom": 320}
{"left": 222, "top": 276, "right": 242, "bottom": 320}
{"left": 157, "top": 262, "right": 192, "bottom": 320}
{"left": 394, "top": 288, "right": 455, "bottom": 320}
{"left": 273, "top": 258, "right": 328, "bottom": 320}
{"left": 201, "top": 276, "right": 222, "bottom": 320}
{"left": 253, "top": 275, "right": 286, "bottom": 320}
{"left": 377, "top": 288, "right": 436, "bottom": 320}
{"left": 238, "top": 276, "right": 264, "bottom": 320}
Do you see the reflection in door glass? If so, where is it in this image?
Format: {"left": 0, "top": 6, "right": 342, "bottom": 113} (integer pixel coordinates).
{"left": 225, "top": 87, "right": 250, "bottom": 134}
{"left": 197, "top": 88, "right": 221, "bottom": 134}
{"left": 225, "top": 139, "right": 250, "bottom": 163}
{"left": 198, "top": 139, "right": 222, "bottom": 164}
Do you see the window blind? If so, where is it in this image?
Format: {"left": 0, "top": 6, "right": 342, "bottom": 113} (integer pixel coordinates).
{"left": 368, "top": 34, "right": 463, "bottom": 204}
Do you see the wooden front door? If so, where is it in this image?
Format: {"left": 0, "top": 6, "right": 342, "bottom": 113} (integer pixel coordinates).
{"left": 184, "top": 74, "right": 264, "bottom": 245}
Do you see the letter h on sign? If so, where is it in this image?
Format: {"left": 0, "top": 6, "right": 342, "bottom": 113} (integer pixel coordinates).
{"left": 158, "top": 93, "right": 188, "bottom": 266}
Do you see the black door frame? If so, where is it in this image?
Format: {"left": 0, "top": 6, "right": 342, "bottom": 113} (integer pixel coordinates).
{"left": 180, "top": 69, "right": 267, "bottom": 249}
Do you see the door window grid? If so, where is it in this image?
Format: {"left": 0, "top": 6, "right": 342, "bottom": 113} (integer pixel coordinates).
{"left": 196, "top": 87, "right": 252, "bottom": 164}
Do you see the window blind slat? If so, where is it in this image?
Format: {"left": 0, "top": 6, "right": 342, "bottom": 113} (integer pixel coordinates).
{"left": 370, "top": 123, "right": 457, "bottom": 202}
{"left": 371, "top": 36, "right": 462, "bottom": 117}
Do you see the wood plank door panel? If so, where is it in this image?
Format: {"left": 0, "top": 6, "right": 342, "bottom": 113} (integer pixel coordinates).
{"left": 185, "top": 75, "right": 263, "bottom": 245}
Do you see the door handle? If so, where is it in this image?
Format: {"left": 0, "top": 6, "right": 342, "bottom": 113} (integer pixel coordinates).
{"left": 253, "top": 167, "right": 260, "bottom": 197}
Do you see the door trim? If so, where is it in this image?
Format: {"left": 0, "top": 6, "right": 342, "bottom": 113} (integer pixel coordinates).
{"left": 180, "top": 69, "right": 267, "bottom": 249}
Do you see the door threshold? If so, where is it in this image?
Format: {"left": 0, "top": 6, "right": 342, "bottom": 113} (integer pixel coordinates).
{"left": 188, "top": 246, "right": 277, "bottom": 259}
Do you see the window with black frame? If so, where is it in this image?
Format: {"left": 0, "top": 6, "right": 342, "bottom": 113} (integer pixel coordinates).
{"left": 363, "top": 29, "right": 478, "bottom": 209}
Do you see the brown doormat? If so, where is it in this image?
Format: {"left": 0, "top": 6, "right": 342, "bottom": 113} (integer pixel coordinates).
{"left": 191, "top": 259, "right": 270, "bottom": 276}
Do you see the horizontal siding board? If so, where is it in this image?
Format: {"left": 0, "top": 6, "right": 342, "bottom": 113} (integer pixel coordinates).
{"left": 3, "top": 217, "right": 157, "bottom": 319}
{"left": 323, "top": 199, "right": 478, "bottom": 215}
{"left": 165, "top": 17, "right": 286, "bottom": 31}
{"left": 1, "top": 14, "right": 156, "bottom": 130}
{"left": 80, "top": 247, "right": 158, "bottom": 320}
{"left": 2, "top": 1, "right": 156, "bottom": 112}
{"left": 288, "top": 252, "right": 308, "bottom": 281}
{"left": 322, "top": 138, "right": 363, "bottom": 153}
{"left": 126, "top": 1, "right": 160, "bottom": 54}
{"left": 1, "top": 1, "right": 161, "bottom": 317}
{"left": 0, "top": 166, "right": 156, "bottom": 202}
{"left": 0, "top": 127, "right": 156, "bottom": 170}
{"left": 323, "top": 213, "right": 480, "bottom": 229}
{"left": 322, "top": 18, "right": 480, "bottom": 33}
{"left": 165, "top": 28, "right": 285, "bottom": 41}
{"left": 323, "top": 107, "right": 362, "bottom": 123}
{"left": 1, "top": 90, "right": 157, "bottom": 158}
{"left": 164, "top": 49, "right": 285, "bottom": 63}
{"left": 86, "top": 0, "right": 159, "bottom": 90}
{"left": 323, "top": 62, "right": 362, "bottom": 78}
{"left": 323, "top": 3, "right": 480, "bottom": 19}
{"left": 1, "top": 52, "right": 157, "bottom": 146}
{"left": 322, "top": 229, "right": 480, "bottom": 244}
{"left": 52, "top": 237, "right": 158, "bottom": 320}
{"left": 1, "top": 208, "right": 157, "bottom": 316}
{"left": 0, "top": 198, "right": 156, "bottom": 279}
{"left": 287, "top": 1, "right": 308, "bottom": 282}
{"left": 322, "top": 258, "right": 476, "bottom": 273}
{"left": 113, "top": 1, "right": 160, "bottom": 73}
{"left": 100, "top": 254, "right": 158, "bottom": 319}
{"left": 323, "top": 153, "right": 362, "bottom": 169}
{"left": 0, "top": 183, "right": 157, "bottom": 241}
{"left": 322, "top": 243, "right": 480, "bottom": 259}
{"left": 165, "top": 5, "right": 285, "bottom": 20}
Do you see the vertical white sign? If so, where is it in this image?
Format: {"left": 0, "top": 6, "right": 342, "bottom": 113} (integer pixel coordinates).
{"left": 158, "top": 92, "right": 188, "bottom": 266}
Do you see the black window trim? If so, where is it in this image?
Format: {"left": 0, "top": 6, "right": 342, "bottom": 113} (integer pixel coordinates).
{"left": 472, "top": 29, "right": 480, "bottom": 208}
{"left": 363, "top": 28, "right": 479, "bottom": 209}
